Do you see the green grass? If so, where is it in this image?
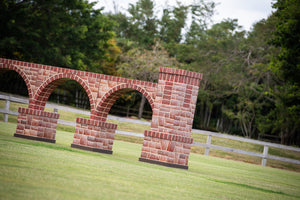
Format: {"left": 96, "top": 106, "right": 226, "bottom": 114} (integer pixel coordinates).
{"left": 0, "top": 122, "right": 300, "bottom": 200}
{"left": 1, "top": 100, "right": 300, "bottom": 171}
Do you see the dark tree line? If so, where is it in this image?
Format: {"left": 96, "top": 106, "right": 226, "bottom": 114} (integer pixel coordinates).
{"left": 0, "top": 0, "right": 299, "bottom": 145}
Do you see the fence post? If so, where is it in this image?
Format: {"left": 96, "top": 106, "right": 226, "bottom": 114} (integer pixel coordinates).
{"left": 4, "top": 99, "right": 10, "bottom": 122}
{"left": 204, "top": 135, "right": 212, "bottom": 155}
{"left": 261, "top": 145, "right": 269, "bottom": 166}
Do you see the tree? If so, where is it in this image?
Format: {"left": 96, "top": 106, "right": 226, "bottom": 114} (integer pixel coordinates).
{"left": 107, "top": 12, "right": 131, "bottom": 39}
{"left": 185, "top": 0, "right": 216, "bottom": 43}
{"left": 159, "top": 2, "right": 189, "bottom": 43}
{"left": 177, "top": 19, "right": 247, "bottom": 132}
{"left": 0, "top": 0, "right": 115, "bottom": 73}
{"left": 99, "top": 38, "right": 121, "bottom": 76}
{"left": 127, "top": 0, "right": 158, "bottom": 48}
{"left": 268, "top": 0, "right": 300, "bottom": 145}
{"left": 271, "top": 0, "right": 300, "bottom": 85}
{"left": 116, "top": 40, "right": 183, "bottom": 118}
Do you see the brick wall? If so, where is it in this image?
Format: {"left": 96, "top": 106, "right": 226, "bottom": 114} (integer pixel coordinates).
{"left": 71, "top": 118, "right": 117, "bottom": 154}
{"left": 1, "top": 58, "right": 202, "bottom": 169}
{"left": 139, "top": 67, "right": 202, "bottom": 169}
{"left": 14, "top": 107, "right": 59, "bottom": 143}
{"left": 0, "top": 58, "right": 157, "bottom": 117}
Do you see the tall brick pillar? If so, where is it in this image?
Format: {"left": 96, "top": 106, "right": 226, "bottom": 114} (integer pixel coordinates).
{"left": 139, "top": 67, "right": 202, "bottom": 169}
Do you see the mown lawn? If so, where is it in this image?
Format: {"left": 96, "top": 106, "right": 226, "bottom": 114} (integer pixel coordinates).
{"left": 0, "top": 122, "right": 300, "bottom": 200}
{"left": 1, "top": 99, "right": 300, "bottom": 171}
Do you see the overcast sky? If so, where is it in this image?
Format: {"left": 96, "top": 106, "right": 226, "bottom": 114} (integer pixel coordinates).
{"left": 92, "top": 0, "right": 274, "bottom": 31}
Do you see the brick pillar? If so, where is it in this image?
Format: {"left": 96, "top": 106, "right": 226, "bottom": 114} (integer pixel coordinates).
{"left": 14, "top": 107, "right": 59, "bottom": 143}
{"left": 139, "top": 67, "right": 202, "bottom": 169}
{"left": 71, "top": 118, "right": 117, "bottom": 154}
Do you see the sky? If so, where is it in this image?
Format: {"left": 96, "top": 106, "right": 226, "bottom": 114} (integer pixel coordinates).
{"left": 92, "top": 0, "right": 275, "bottom": 31}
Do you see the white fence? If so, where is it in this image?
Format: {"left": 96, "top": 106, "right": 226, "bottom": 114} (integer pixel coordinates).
{"left": 1, "top": 92, "right": 300, "bottom": 167}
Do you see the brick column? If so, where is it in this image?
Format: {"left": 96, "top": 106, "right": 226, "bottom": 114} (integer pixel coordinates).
{"left": 14, "top": 107, "right": 59, "bottom": 143}
{"left": 71, "top": 118, "right": 117, "bottom": 154}
{"left": 139, "top": 67, "right": 202, "bottom": 169}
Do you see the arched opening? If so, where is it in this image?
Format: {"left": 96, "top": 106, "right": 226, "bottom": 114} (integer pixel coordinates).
{"left": 109, "top": 90, "right": 153, "bottom": 120}
{"left": 94, "top": 84, "right": 153, "bottom": 159}
{"left": 93, "top": 84, "right": 154, "bottom": 122}
{"left": 110, "top": 90, "right": 152, "bottom": 160}
{"left": 30, "top": 73, "right": 95, "bottom": 111}
{"left": 33, "top": 77, "right": 92, "bottom": 144}
{"left": 0, "top": 70, "right": 28, "bottom": 96}
{"left": 48, "top": 81, "right": 90, "bottom": 110}
{"left": 0, "top": 69, "right": 29, "bottom": 123}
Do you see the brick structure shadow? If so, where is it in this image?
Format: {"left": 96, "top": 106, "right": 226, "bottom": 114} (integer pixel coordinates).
{"left": 0, "top": 58, "right": 202, "bottom": 169}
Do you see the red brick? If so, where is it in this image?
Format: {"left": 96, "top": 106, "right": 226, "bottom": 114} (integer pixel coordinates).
{"left": 141, "top": 152, "right": 148, "bottom": 158}
{"left": 155, "top": 142, "right": 162, "bottom": 149}
{"left": 167, "top": 157, "right": 174, "bottom": 163}
{"left": 161, "top": 140, "right": 169, "bottom": 150}
{"left": 2, "top": 59, "right": 202, "bottom": 168}
{"left": 149, "top": 154, "right": 159, "bottom": 160}
{"left": 17, "top": 124, "right": 25, "bottom": 130}
{"left": 80, "top": 136, "right": 88, "bottom": 145}
{"left": 73, "top": 138, "right": 80, "bottom": 144}
{"left": 142, "top": 147, "right": 150, "bottom": 152}
{"left": 168, "top": 141, "right": 176, "bottom": 152}
{"left": 149, "top": 141, "right": 156, "bottom": 149}
{"left": 178, "top": 158, "right": 186, "bottom": 165}
{"left": 87, "top": 141, "right": 95, "bottom": 147}
{"left": 162, "top": 99, "right": 170, "bottom": 105}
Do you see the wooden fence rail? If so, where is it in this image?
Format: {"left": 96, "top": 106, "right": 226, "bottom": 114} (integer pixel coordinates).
{"left": 1, "top": 93, "right": 299, "bottom": 167}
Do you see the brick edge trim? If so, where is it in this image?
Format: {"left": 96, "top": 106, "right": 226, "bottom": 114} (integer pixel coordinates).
{"left": 18, "top": 107, "right": 60, "bottom": 119}
{"left": 139, "top": 157, "right": 188, "bottom": 170}
{"left": 144, "top": 130, "right": 193, "bottom": 144}
{"left": 159, "top": 67, "right": 202, "bottom": 80}
{"left": 71, "top": 144, "right": 113, "bottom": 154}
{"left": 76, "top": 117, "right": 117, "bottom": 130}
{"left": 14, "top": 133, "right": 56, "bottom": 143}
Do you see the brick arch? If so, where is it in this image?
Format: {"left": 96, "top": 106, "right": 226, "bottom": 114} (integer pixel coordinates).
{"left": 30, "top": 73, "right": 95, "bottom": 111}
{"left": 92, "top": 83, "right": 154, "bottom": 121}
{"left": 0, "top": 64, "right": 33, "bottom": 99}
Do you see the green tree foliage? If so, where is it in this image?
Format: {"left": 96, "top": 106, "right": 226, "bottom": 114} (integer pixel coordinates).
{"left": 117, "top": 39, "right": 182, "bottom": 82}
{"left": 266, "top": 0, "right": 300, "bottom": 144}
{"left": 0, "top": 0, "right": 115, "bottom": 72}
{"left": 116, "top": 40, "right": 182, "bottom": 118}
{"left": 185, "top": 0, "right": 216, "bottom": 43}
{"left": 106, "top": 0, "right": 299, "bottom": 145}
{"left": 127, "top": 0, "right": 158, "bottom": 48}
{"left": 107, "top": 0, "right": 158, "bottom": 49}
{"left": 232, "top": 17, "right": 279, "bottom": 139}
{"left": 108, "top": 12, "right": 131, "bottom": 39}
{"left": 175, "top": 19, "right": 247, "bottom": 133}
{"left": 271, "top": 0, "right": 300, "bottom": 85}
{"left": 159, "top": 2, "right": 189, "bottom": 43}
{"left": 100, "top": 38, "right": 122, "bottom": 76}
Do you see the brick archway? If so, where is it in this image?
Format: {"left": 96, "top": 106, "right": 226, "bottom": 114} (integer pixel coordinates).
{"left": 91, "top": 83, "right": 155, "bottom": 121}
{"left": 29, "top": 73, "right": 95, "bottom": 111}
{"left": 0, "top": 64, "right": 33, "bottom": 99}
{"left": 1, "top": 58, "right": 202, "bottom": 169}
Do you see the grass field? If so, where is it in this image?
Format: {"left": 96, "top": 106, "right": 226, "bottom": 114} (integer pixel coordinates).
{"left": 0, "top": 122, "right": 300, "bottom": 200}
{"left": 1, "top": 100, "right": 300, "bottom": 171}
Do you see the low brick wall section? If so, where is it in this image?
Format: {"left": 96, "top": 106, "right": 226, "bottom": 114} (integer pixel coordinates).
{"left": 72, "top": 117, "right": 117, "bottom": 153}
{"left": 15, "top": 107, "right": 59, "bottom": 142}
{"left": 140, "top": 130, "right": 193, "bottom": 166}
